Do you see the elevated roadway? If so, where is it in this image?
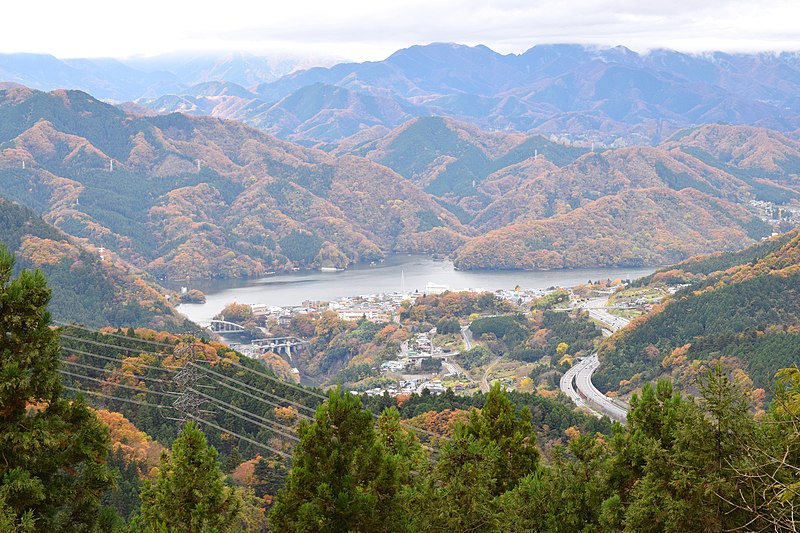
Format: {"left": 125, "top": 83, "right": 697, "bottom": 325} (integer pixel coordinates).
{"left": 560, "top": 297, "right": 631, "bottom": 423}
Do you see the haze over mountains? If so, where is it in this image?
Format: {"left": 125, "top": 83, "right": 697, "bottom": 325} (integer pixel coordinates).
{"left": 0, "top": 51, "right": 341, "bottom": 101}
{"left": 4, "top": 43, "right": 800, "bottom": 147}
{"left": 133, "top": 43, "right": 800, "bottom": 145}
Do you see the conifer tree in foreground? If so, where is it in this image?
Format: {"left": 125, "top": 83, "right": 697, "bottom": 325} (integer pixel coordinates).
{"left": 418, "top": 381, "right": 541, "bottom": 531}
{"left": 0, "top": 245, "right": 115, "bottom": 531}
{"left": 269, "top": 388, "right": 405, "bottom": 532}
{"left": 138, "top": 421, "right": 243, "bottom": 532}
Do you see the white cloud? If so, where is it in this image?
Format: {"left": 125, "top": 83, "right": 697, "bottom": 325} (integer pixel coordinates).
{"left": 4, "top": 0, "right": 800, "bottom": 59}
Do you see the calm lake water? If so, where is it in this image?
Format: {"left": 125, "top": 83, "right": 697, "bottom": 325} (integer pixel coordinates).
{"left": 176, "top": 255, "right": 656, "bottom": 325}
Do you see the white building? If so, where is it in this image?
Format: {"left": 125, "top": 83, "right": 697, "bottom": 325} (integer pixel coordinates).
{"left": 425, "top": 282, "right": 450, "bottom": 295}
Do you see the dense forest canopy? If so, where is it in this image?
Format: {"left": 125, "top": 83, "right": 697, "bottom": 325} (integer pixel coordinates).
{"left": 596, "top": 229, "right": 800, "bottom": 400}
{"left": 1, "top": 230, "right": 799, "bottom": 531}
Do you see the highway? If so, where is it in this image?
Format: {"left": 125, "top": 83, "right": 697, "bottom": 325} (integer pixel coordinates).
{"left": 559, "top": 356, "right": 595, "bottom": 415}
{"left": 559, "top": 297, "right": 631, "bottom": 423}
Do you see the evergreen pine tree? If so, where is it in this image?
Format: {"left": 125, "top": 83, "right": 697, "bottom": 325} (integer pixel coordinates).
{"left": 0, "top": 245, "right": 115, "bottom": 531}
{"left": 269, "top": 389, "right": 403, "bottom": 532}
{"left": 138, "top": 421, "right": 242, "bottom": 532}
{"left": 421, "top": 383, "right": 540, "bottom": 531}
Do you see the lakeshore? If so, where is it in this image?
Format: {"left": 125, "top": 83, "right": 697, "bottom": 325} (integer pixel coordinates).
{"left": 176, "top": 255, "right": 656, "bottom": 325}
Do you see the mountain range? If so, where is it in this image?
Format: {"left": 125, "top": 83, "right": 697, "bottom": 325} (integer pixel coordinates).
{"left": 0, "top": 51, "right": 340, "bottom": 101}
{"left": 133, "top": 43, "right": 800, "bottom": 145}
{"left": 4, "top": 43, "right": 800, "bottom": 147}
{"left": 0, "top": 85, "right": 798, "bottom": 281}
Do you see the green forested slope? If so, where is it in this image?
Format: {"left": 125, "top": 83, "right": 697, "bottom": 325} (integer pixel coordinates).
{"left": 596, "top": 230, "right": 800, "bottom": 394}
{"left": 0, "top": 199, "right": 189, "bottom": 329}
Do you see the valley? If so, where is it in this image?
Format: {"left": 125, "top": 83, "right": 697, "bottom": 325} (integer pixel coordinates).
{"left": 2, "top": 29, "right": 800, "bottom": 531}
{"left": 1, "top": 85, "right": 797, "bottom": 291}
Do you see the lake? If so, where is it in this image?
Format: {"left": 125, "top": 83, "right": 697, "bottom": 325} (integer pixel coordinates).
{"left": 176, "top": 255, "right": 656, "bottom": 325}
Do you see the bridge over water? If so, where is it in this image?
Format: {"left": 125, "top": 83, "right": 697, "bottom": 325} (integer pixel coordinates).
{"left": 208, "top": 320, "right": 248, "bottom": 334}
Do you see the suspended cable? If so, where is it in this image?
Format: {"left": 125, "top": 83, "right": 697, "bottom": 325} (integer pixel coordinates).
{"left": 61, "top": 346, "right": 174, "bottom": 373}
{"left": 62, "top": 386, "right": 291, "bottom": 459}
{"left": 222, "top": 360, "right": 441, "bottom": 440}
{"left": 186, "top": 414, "right": 292, "bottom": 459}
{"left": 63, "top": 359, "right": 174, "bottom": 384}
{"left": 62, "top": 385, "right": 165, "bottom": 408}
{"left": 202, "top": 375, "right": 315, "bottom": 422}
{"left": 191, "top": 362, "right": 320, "bottom": 415}
{"left": 60, "top": 334, "right": 171, "bottom": 356}
{"left": 190, "top": 389, "right": 300, "bottom": 443}
{"left": 55, "top": 322, "right": 178, "bottom": 349}
{"left": 225, "top": 360, "right": 327, "bottom": 400}
{"left": 60, "top": 369, "right": 179, "bottom": 398}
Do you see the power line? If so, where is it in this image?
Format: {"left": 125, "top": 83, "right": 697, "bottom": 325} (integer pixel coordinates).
{"left": 225, "top": 360, "right": 327, "bottom": 400}
{"left": 62, "top": 345, "right": 317, "bottom": 423}
{"left": 60, "top": 369, "right": 179, "bottom": 398}
{"left": 191, "top": 362, "right": 320, "bottom": 416}
{"left": 62, "top": 385, "right": 165, "bottom": 408}
{"left": 62, "top": 386, "right": 291, "bottom": 459}
{"left": 63, "top": 359, "right": 174, "bottom": 384}
{"left": 191, "top": 387, "right": 302, "bottom": 441}
{"left": 190, "top": 389, "right": 300, "bottom": 443}
{"left": 186, "top": 413, "right": 292, "bottom": 459}
{"left": 55, "top": 322, "right": 178, "bottom": 349}
{"left": 60, "top": 334, "right": 173, "bottom": 357}
{"left": 61, "top": 347, "right": 174, "bottom": 374}
{"left": 58, "top": 327, "right": 440, "bottom": 444}
{"left": 201, "top": 373, "right": 315, "bottom": 422}
{"left": 222, "top": 360, "right": 440, "bottom": 440}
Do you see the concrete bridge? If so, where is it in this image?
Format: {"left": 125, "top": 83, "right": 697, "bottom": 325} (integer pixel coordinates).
{"left": 232, "top": 337, "right": 308, "bottom": 359}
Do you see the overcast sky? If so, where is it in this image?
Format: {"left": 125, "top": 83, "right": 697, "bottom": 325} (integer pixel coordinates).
{"left": 4, "top": 0, "right": 800, "bottom": 60}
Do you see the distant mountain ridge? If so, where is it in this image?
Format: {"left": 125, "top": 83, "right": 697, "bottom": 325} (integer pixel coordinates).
{"left": 133, "top": 43, "right": 800, "bottom": 145}
{"left": 0, "top": 51, "right": 340, "bottom": 101}
{"left": 5, "top": 43, "right": 800, "bottom": 145}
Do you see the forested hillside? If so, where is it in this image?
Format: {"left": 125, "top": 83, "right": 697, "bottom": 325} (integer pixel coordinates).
{"left": 0, "top": 86, "right": 465, "bottom": 278}
{"left": 595, "top": 229, "right": 800, "bottom": 397}
{"left": 3, "top": 253, "right": 798, "bottom": 532}
{"left": 1, "top": 86, "right": 797, "bottom": 279}
{"left": 0, "top": 199, "right": 189, "bottom": 329}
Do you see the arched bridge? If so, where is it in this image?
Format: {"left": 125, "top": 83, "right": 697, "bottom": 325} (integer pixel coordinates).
{"left": 208, "top": 320, "right": 247, "bottom": 333}
{"left": 251, "top": 337, "right": 307, "bottom": 357}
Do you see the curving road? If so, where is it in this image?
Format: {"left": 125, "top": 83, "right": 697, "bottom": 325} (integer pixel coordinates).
{"left": 461, "top": 325, "right": 473, "bottom": 350}
{"left": 573, "top": 354, "right": 629, "bottom": 423}
{"left": 559, "top": 356, "right": 597, "bottom": 416}
{"left": 480, "top": 357, "right": 501, "bottom": 393}
{"left": 560, "top": 297, "right": 631, "bottom": 423}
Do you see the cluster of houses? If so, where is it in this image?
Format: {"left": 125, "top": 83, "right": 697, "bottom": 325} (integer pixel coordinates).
{"left": 229, "top": 283, "right": 564, "bottom": 396}
{"left": 363, "top": 378, "right": 448, "bottom": 397}
{"left": 750, "top": 199, "right": 800, "bottom": 227}
{"left": 242, "top": 283, "right": 551, "bottom": 330}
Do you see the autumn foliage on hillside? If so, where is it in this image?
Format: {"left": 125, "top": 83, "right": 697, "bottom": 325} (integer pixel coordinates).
{"left": 0, "top": 88, "right": 466, "bottom": 279}
{"left": 1, "top": 88, "right": 796, "bottom": 281}
{"left": 0, "top": 198, "right": 190, "bottom": 329}
{"left": 455, "top": 187, "right": 766, "bottom": 270}
{"left": 595, "top": 229, "right": 800, "bottom": 397}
